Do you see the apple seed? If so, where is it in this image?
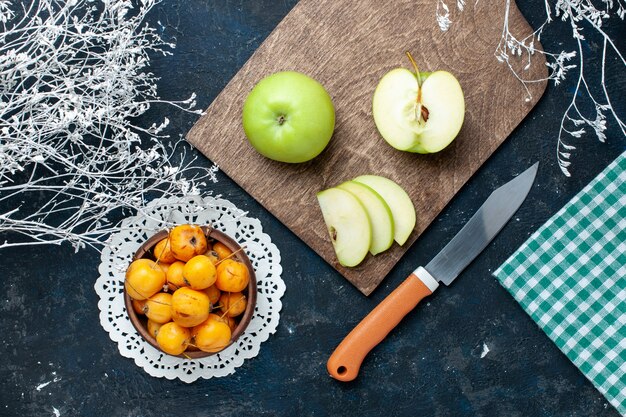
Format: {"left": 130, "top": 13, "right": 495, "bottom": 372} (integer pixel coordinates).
{"left": 330, "top": 226, "right": 337, "bottom": 242}
{"left": 421, "top": 106, "right": 430, "bottom": 122}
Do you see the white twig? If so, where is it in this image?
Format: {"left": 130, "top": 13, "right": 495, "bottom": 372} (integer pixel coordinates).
{"left": 0, "top": 0, "right": 217, "bottom": 250}
{"left": 436, "top": 0, "right": 625, "bottom": 176}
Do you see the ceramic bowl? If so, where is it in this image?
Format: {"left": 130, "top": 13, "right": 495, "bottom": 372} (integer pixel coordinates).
{"left": 124, "top": 225, "right": 256, "bottom": 358}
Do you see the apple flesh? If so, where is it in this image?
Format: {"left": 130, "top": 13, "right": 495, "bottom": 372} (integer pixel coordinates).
{"left": 242, "top": 71, "right": 335, "bottom": 163}
{"left": 337, "top": 181, "right": 394, "bottom": 256}
{"left": 317, "top": 175, "right": 416, "bottom": 267}
{"left": 317, "top": 188, "right": 372, "bottom": 267}
{"left": 373, "top": 66, "right": 464, "bottom": 153}
{"left": 353, "top": 175, "right": 415, "bottom": 246}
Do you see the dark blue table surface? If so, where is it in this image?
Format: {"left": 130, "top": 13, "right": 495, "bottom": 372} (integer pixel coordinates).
{"left": 1, "top": 1, "right": 624, "bottom": 416}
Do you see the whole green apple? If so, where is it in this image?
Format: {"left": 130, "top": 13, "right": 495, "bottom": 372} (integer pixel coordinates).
{"left": 242, "top": 71, "right": 335, "bottom": 163}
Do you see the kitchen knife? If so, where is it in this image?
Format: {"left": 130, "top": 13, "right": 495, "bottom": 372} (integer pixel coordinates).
{"left": 327, "top": 163, "right": 539, "bottom": 382}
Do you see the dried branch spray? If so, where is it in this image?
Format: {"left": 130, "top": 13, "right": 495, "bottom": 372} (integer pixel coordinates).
{"left": 437, "top": 0, "right": 625, "bottom": 176}
{"left": 0, "top": 0, "right": 217, "bottom": 251}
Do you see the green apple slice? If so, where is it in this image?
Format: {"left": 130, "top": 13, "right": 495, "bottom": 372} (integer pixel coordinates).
{"left": 352, "top": 175, "right": 415, "bottom": 246}
{"left": 372, "top": 68, "right": 423, "bottom": 151}
{"left": 337, "top": 181, "right": 394, "bottom": 256}
{"left": 405, "top": 70, "right": 464, "bottom": 153}
{"left": 317, "top": 188, "right": 372, "bottom": 267}
{"left": 372, "top": 68, "right": 464, "bottom": 153}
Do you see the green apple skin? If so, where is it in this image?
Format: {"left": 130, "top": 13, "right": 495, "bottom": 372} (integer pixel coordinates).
{"left": 242, "top": 71, "right": 335, "bottom": 163}
{"left": 372, "top": 68, "right": 464, "bottom": 154}
{"left": 337, "top": 181, "right": 394, "bottom": 256}
{"left": 352, "top": 175, "right": 415, "bottom": 246}
{"left": 317, "top": 188, "right": 372, "bottom": 267}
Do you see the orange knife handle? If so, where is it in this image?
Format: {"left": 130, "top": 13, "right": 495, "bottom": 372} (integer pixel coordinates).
{"left": 327, "top": 267, "right": 439, "bottom": 382}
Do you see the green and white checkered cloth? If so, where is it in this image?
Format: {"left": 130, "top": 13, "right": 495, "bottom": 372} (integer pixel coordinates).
{"left": 494, "top": 151, "right": 626, "bottom": 416}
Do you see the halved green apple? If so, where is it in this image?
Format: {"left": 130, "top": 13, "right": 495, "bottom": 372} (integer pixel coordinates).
{"left": 372, "top": 54, "right": 464, "bottom": 153}
{"left": 337, "top": 181, "right": 394, "bottom": 256}
{"left": 317, "top": 188, "right": 372, "bottom": 267}
{"left": 352, "top": 175, "right": 415, "bottom": 246}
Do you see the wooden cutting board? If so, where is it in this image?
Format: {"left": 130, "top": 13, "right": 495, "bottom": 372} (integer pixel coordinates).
{"left": 187, "top": 0, "right": 547, "bottom": 295}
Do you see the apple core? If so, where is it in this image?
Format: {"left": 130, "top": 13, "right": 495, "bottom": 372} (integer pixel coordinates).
{"left": 372, "top": 54, "right": 464, "bottom": 154}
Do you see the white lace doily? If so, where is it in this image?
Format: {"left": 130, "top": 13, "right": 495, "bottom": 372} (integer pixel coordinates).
{"left": 95, "top": 195, "right": 284, "bottom": 382}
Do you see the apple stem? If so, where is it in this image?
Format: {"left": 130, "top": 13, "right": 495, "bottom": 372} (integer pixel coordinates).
{"left": 405, "top": 51, "right": 426, "bottom": 125}
{"left": 405, "top": 51, "right": 422, "bottom": 87}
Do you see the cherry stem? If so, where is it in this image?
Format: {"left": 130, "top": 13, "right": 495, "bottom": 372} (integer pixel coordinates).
{"left": 125, "top": 278, "right": 151, "bottom": 301}
{"left": 147, "top": 299, "right": 171, "bottom": 307}
{"left": 187, "top": 342, "right": 230, "bottom": 353}
{"left": 152, "top": 234, "right": 172, "bottom": 269}
{"left": 219, "top": 293, "right": 246, "bottom": 319}
{"left": 214, "top": 245, "right": 248, "bottom": 266}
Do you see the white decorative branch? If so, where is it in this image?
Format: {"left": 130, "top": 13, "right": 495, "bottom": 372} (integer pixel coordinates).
{"left": 0, "top": 0, "right": 217, "bottom": 251}
{"left": 436, "top": 0, "right": 625, "bottom": 176}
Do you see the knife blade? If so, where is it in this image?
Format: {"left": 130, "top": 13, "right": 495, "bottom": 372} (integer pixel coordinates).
{"left": 327, "top": 162, "right": 539, "bottom": 382}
